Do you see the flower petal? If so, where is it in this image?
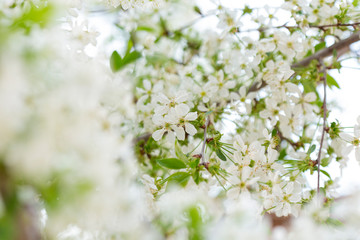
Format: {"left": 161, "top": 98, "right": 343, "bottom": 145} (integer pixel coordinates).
{"left": 339, "top": 132, "right": 353, "bottom": 142}
{"left": 143, "top": 79, "right": 151, "bottom": 90}
{"left": 185, "top": 123, "right": 197, "bottom": 135}
{"left": 355, "top": 147, "right": 360, "bottom": 163}
{"left": 152, "top": 128, "right": 165, "bottom": 141}
{"left": 184, "top": 112, "right": 197, "bottom": 121}
{"left": 152, "top": 114, "right": 164, "bottom": 125}
{"left": 304, "top": 92, "right": 316, "bottom": 102}
{"left": 175, "top": 103, "right": 190, "bottom": 116}
{"left": 172, "top": 126, "right": 185, "bottom": 141}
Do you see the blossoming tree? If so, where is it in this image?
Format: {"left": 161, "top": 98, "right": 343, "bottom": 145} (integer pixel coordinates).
{"left": 1, "top": 0, "right": 360, "bottom": 239}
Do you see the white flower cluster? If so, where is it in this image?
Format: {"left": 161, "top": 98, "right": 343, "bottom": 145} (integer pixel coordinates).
{"left": 226, "top": 134, "right": 304, "bottom": 217}
{"left": 2, "top": 0, "right": 360, "bottom": 239}
{"left": 105, "top": 0, "right": 164, "bottom": 9}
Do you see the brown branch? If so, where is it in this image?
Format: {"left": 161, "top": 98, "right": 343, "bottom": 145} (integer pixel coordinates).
{"left": 247, "top": 80, "right": 267, "bottom": 94}
{"left": 134, "top": 133, "right": 152, "bottom": 145}
{"left": 200, "top": 116, "right": 210, "bottom": 164}
{"left": 292, "top": 31, "right": 360, "bottom": 68}
{"left": 276, "top": 127, "right": 302, "bottom": 150}
{"left": 247, "top": 31, "right": 360, "bottom": 94}
{"left": 0, "top": 162, "right": 41, "bottom": 240}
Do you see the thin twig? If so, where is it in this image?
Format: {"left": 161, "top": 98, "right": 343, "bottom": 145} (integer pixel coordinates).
{"left": 276, "top": 126, "right": 301, "bottom": 150}
{"left": 237, "top": 22, "right": 360, "bottom": 33}
{"left": 316, "top": 61, "right": 328, "bottom": 194}
{"left": 200, "top": 116, "right": 210, "bottom": 164}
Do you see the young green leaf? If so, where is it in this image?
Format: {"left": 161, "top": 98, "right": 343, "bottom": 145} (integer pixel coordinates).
{"left": 192, "top": 170, "right": 200, "bottom": 185}
{"left": 175, "top": 140, "right": 188, "bottom": 162}
{"left": 166, "top": 172, "right": 191, "bottom": 187}
{"left": 110, "top": 49, "right": 141, "bottom": 72}
{"left": 320, "top": 169, "right": 332, "bottom": 179}
{"left": 157, "top": 158, "right": 187, "bottom": 169}
{"left": 216, "top": 149, "right": 227, "bottom": 161}
{"left": 315, "top": 42, "right": 326, "bottom": 52}
{"left": 326, "top": 74, "right": 340, "bottom": 89}
{"left": 136, "top": 26, "right": 155, "bottom": 32}
{"left": 126, "top": 39, "right": 133, "bottom": 55}
{"left": 307, "top": 144, "right": 316, "bottom": 154}
{"left": 110, "top": 51, "right": 122, "bottom": 72}
{"left": 193, "top": 6, "right": 202, "bottom": 15}
{"left": 320, "top": 157, "right": 330, "bottom": 167}
{"left": 121, "top": 51, "right": 141, "bottom": 68}
{"left": 271, "top": 129, "right": 277, "bottom": 137}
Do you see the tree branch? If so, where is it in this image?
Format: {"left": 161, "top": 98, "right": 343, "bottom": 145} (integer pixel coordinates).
{"left": 316, "top": 61, "right": 328, "bottom": 195}
{"left": 237, "top": 22, "right": 360, "bottom": 34}
{"left": 247, "top": 31, "right": 360, "bottom": 94}
{"left": 292, "top": 31, "right": 360, "bottom": 68}
{"left": 200, "top": 116, "right": 210, "bottom": 164}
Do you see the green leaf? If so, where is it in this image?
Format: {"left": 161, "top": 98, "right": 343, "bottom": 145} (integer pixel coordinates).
{"left": 166, "top": 172, "right": 190, "bottom": 187}
{"left": 146, "top": 54, "right": 169, "bottom": 66}
{"left": 192, "top": 170, "right": 200, "bottom": 185}
{"left": 326, "top": 217, "right": 343, "bottom": 226}
{"left": 242, "top": 5, "right": 253, "bottom": 15}
{"left": 194, "top": 6, "right": 202, "bottom": 15}
{"left": 320, "top": 169, "right": 332, "bottom": 179}
{"left": 326, "top": 74, "right": 340, "bottom": 89}
{"left": 109, "top": 38, "right": 142, "bottom": 72}
{"left": 157, "top": 158, "right": 187, "bottom": 169}
{"left": 175, "top": 140, "right": 188, "bottom": 162}
{"left": 110, "top": 51, "right": 122, "bottom": 72}
{"left": 11, "top": 2, "right": 54, "bottom": 34}
{"left": 121, "top": 51, "right": 141, "bottom": 66}
{"left": 189, "top": 158, "right": 200, "bottom": 169}
{"left": 271, "top": 129, "right": 277, "bottom": 137}
{"left": 205, "top": 110, "right": 213, "bottom": 116}
{"left": 321, "top": 157, "right": 330, "bottom": 167}
{"left": 307, "top": 144, "right": 316, "bottom": 154}
{"left": 110, "top": 50, "right": 141, "bottom": 72}
{"left": 187, "top": 206, "right": 203, "bottom": 240}
{"left": 353, "top": 0, "right": 359, "bottom": 7}
{"left": 125, "top": 39, "right": 133, "bottom": 55}
{"left": 249, "top": 159, "right": 255, "bottom": 167}
{"left": 315, "top": 42, "right": 326, "bottom": 52}
{"left": 215, "top": 149, "right": 227, "bottom": 161}
{"left": 136, "top": 26, "right": 155, "bottom": 32}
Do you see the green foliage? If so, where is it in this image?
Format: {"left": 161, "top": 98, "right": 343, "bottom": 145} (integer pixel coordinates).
{"left": 326, "top": 74, "right": 340, "bottom": 89}
{"left": 10, "top": 2, "right": 54, "bottom": 34}
{"left": 175, "top": 140, "right": 189, "bottom": 163}
{"left": 328, "top": 121, "right": 341, "bottom": 139}
{"left": 110, "top": 39, "right": 142, "bottom": 72}
{"left": 37, "top": 172, "right": 93, "bottom": 211}
{"left": 186, "top": 206, "right": 204, "bottom": 240}
{"left": 314, "top": 42, "right": 326, "bottom": 52}
{"left": 242, "top": 5, "right": 253, "bottom": 15}
{"left": 307, "top": 144, "right": 316, "bottom": 154}
{"left": 321, "top": 157, "right": 331, "bottom": 167}
{"left": 215, "top": 149, "right": 227, "bottom": 161}
{"left": 320, "top": 169, "right": 332, "bottom": 179}
{"left": 193, "top": 6, "right": 202, "bottom": 15}
{"left": 0, "top": 191, "right": 17, "bottom": 240}
{"left": 157, "top": 158, "right": 187, "bottom": 169}
{"left": 166, "top": 172, "right": 191, "bottom": 187}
